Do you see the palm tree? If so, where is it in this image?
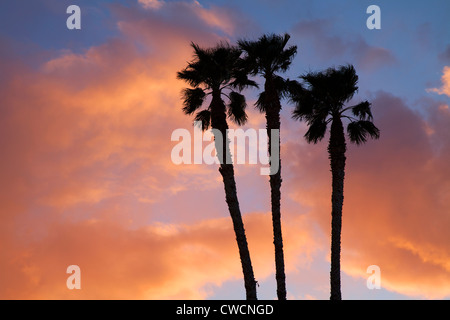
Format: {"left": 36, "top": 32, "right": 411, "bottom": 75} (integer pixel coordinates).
{"left": 238, "top": 33, "right": 297, "bottom": 300}
{"left": 291, "top": 65, "right": 380, "bottom": 300}
{"left": 177, "top": 42, "right": 259, "bottom": 300}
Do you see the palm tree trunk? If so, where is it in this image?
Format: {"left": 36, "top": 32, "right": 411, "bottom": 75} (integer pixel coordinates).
{"left": 328, "top": 117, "right": 346, "bottom": 300}
{"left": 219, "top": 164, "right": 257, "bottom": 300}
{"left": 265, "top": 77, "right": 287, "bottom": 300}
{"left": 211, "top": 92, "right": 257, "bottom": 300}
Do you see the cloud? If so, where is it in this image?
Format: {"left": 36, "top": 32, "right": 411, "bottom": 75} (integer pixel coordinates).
{"left": 427, "top": 66, "right": 450, "bottom": 97}
{"left": 351, "top": 39, "right": 397, "bottom": 72}
{"left": 138, "top": 0, "right": 164, "bottom": 10}
{"left": 192, "top": 1, "right": 235, "bottom": 36}
{"left": 292, "top": 19, "right": 396, "bottom": 71}
{"left": 120, "top": 0, "right": 256, "bottom": 40}
{"left": 284, "top": 91, "right": 450, "bottom": 299}
{"left": 438, "top": 45, "right": 450, "bottom": 63}
{"left": 1, "top": 209, "right": 318, "bottom": 299}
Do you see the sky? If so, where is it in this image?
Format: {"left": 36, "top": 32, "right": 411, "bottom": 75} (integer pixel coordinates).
{"left": 0, "top": 0, "right": 449, "bottom": 300}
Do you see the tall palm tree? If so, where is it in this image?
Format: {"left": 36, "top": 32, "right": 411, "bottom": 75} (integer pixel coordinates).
{"left": 291, "top": 65, "right": 380, "bottom": 300}
{"left": 238, "top": 33, "right": 297, "bottom": 300}
{"left": 177, "top": 42, "right": 258, "bottom": 300}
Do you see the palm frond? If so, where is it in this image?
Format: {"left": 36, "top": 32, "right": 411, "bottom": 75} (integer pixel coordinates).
{"left": 230, "top": 68, "right": 259, "bottom": 91}
{"left": 255, "top": 91, "right": 266, "bottom": 113}
{"left": 177, "top": 68, "right": 204, "bottom": 88}
{"left": 286, "top": 79, "right": 304, "bottom": 104}
{"left": 181, "top": 88, "right": 206, "bottom": 115}
{"left": 276, "top": 44, "right": 297, "bottom": 73}
{"left": 191, "top": 42, "right": 211, "bottom": 65}
{"left": 351, "top": 101, "right": 373, "bottom": 121}
{"left": 194, "top": 109, "right": 211, "bottom": 131}
{"left": 227, "top": 91, "right": 248, "bottom": 125}
{"left": 237, "top": 55, "right": 259, "bottom": 76}
{"left": 304, "top": 118, "right": 328, "bottom": 144}
{"left": 347, "top": 120, "right": 380, "bottom": 145}
{"left": 291, "top": 88, "right": 319, "bottom": 122}
{"left": 273, "top": 75, "right": 297, "bottom": 100}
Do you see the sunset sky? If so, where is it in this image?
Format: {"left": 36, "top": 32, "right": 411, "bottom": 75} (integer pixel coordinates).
{"left": 0, "top": 0, "right": 449, "bottom": 299}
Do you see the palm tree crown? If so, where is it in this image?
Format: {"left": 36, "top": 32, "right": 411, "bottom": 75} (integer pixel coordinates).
{"left": 177, "top": 42, "right": 257, "bottom": 132}
{"left": 238, "top": 33, "right": 297, "bottom": 77}
{"left": 292, "top": 64, "right": 380, "bottom": 144}
{"left": 238, "top": 33, "right": 298, "bottom": 112}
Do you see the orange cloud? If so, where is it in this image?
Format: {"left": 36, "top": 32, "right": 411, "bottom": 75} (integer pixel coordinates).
{"left": 427, "top": 66, "right": 450, "bottom": 97}
{"left": 192, "top": 1, "right": 235, "bottom": 36}
{"left": 1, "top": 210, "right": 317, "bottom": 299}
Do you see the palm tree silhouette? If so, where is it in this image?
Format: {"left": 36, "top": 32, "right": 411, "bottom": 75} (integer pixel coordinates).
{"left": 291, "top": 65, "right": 380, "bottom": 300}
{"left": 177, "top": 42, "right": 259, "bottom": 300}
{"left": 238, "top": 33, "right": 297, "bottom": 300}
